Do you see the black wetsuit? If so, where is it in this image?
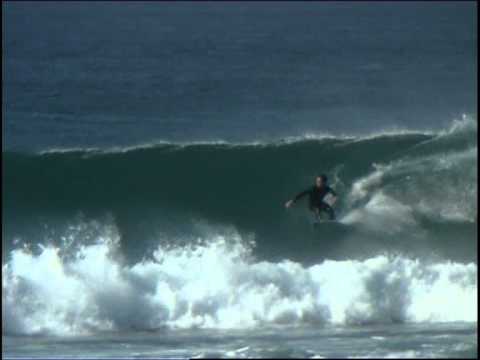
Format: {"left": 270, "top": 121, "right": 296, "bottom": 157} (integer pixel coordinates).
{"left": 293, "top": 185, "right": 337, "bottom": 220}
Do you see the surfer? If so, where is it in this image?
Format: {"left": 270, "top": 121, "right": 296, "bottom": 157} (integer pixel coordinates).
{"left": 285, "top": 174, "right": 338, "bottom": 221}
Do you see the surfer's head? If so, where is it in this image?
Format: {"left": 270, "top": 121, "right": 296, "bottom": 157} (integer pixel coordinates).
{"left": 315, "top": 174, "right": 328, "bottom": 187}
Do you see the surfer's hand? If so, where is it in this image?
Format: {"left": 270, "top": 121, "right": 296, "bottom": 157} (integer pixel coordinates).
{"left": 285, "top": 200, "right": 294, "bottom": 209}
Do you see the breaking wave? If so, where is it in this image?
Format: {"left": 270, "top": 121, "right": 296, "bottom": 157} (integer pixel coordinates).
{"left": 3, "top": 115, "right": 477, "bottom": 263}
{"left": 2, "top": 233, "right": 477, "bottom": 336}
{"left": 2, "top": 115, "right": 478, "bottom": 336}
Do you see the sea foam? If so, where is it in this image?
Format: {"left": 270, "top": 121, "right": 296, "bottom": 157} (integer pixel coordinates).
{"left": 3, "top": 232, "right": 477, "bottom": 336}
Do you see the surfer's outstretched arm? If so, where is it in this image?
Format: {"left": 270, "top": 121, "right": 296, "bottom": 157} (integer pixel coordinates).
{"left": 285, "top": 189, "right": 310, "bottom": 208}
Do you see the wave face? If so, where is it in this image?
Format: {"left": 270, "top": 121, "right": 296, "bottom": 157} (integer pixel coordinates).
{"left": 3, "top": 116, "right": 477, "bottom": 263}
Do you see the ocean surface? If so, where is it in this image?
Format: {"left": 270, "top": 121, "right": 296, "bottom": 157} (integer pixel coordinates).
{"left": 2, "top": 2, "right": 477, "bottom": 359}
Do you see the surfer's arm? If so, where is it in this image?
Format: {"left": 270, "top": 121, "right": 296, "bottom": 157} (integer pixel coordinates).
{"left": 285, "top": 189, "right": 310, "bottom": 208}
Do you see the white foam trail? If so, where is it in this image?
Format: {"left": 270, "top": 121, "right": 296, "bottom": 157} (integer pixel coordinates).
{"left": 342, "top": 191, "right": 417, "bottom": 233}
{"left": 2, "top": 234, "right": 477, "bottom": 336}
{"left": 344, "top": 144, "right": 477, "bottom": 225}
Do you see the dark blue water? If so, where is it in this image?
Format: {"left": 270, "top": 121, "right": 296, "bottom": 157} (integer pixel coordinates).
{"left": 3, "top": 2, "right": 476, "bottom": 152}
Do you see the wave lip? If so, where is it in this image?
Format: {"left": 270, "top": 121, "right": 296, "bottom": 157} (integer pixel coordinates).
{"left": 2, "top": 236, "right": 477, "bottom": 336}
{"left": 31, "top": 114, "right": 475, "bottom": 156}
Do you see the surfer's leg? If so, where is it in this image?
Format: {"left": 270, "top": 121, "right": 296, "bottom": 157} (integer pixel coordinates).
{"left": 310, "top": 206, "right": 321, "bottom": 224}
{"left": 321, "top": 203, "right": 336, "bottom": 220}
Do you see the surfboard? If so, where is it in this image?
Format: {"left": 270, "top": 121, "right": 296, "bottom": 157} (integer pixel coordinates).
{"left": 312, "top": 218, "right": 349, "bottom": 233}
{"left": 312, "top": 213, "right": 336, "bottom": 226}
{"left": 314, "top": 205, "right": 334, "bottom": 219}
{"left": 313, "top": 218, "right": 337, "bottom": 225}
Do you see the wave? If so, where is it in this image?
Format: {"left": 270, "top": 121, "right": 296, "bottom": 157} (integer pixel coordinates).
{"left": 2, "top": 234, "right": 477, "bottom": 336}
{"left": 2, "top": 116, "right": 477, "bottom": 337}
{"left": 2, "top": 115, "right": 477, "bottom": 263}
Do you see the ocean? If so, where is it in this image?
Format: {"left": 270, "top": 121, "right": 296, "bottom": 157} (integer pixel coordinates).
{"left": 2, "top": 2, "right": 477, "bottom": 359}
